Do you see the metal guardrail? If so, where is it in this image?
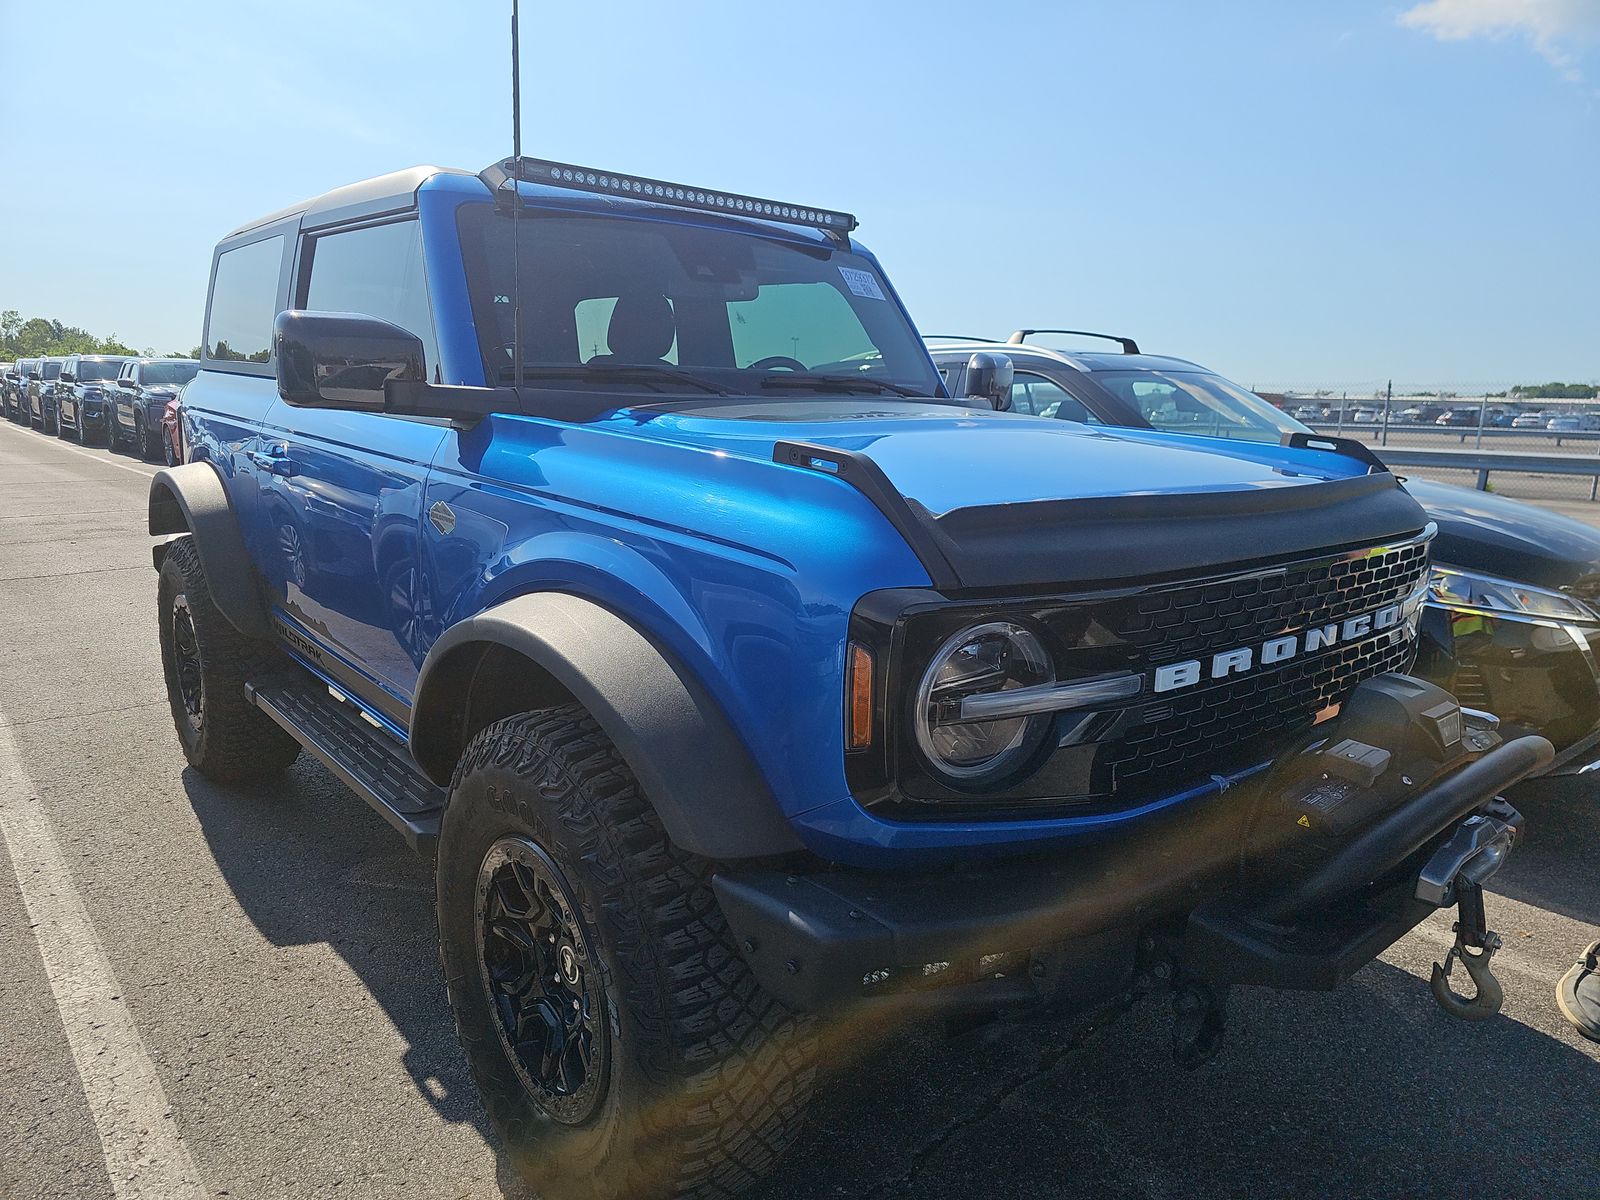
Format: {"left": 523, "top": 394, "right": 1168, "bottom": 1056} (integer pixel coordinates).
{"left": 1305, "top": 421, "right": 1600, "bottom": 447}
{"left": 1373, "top": 447, "right": 1600, "bottom": 499}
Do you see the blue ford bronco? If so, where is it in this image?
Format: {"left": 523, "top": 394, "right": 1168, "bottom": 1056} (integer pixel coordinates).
{"left": 149, "top": 159, "right": 1552, "bottom": 1200}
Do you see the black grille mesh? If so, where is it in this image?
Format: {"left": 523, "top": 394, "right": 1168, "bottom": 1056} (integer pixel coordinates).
{"left": 1102, "top": 539, "right": 1431, "bottom": 790}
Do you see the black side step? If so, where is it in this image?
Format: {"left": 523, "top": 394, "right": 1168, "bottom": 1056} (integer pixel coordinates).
{"left": 246, "top": 673, "right": 444, "bottom": 859}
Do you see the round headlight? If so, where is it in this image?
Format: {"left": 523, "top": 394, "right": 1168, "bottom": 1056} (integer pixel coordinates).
{"left": 914, "top": 621, "right": 1054, "bottom": 786}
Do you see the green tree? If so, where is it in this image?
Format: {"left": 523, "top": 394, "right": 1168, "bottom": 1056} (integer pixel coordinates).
{"left": 1510, "top": 382, "right": 1598, "bottom": 400}
{"left": 0, "top": 310, "right": 165, "bottom": 360}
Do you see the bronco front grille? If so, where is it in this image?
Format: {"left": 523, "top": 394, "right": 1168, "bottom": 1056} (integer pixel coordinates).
{"left": 852, "top": 530, "right": 1434, "bottom": 821}
{"left": 1101, "top": 537, "right": 1431, "bottom": 792}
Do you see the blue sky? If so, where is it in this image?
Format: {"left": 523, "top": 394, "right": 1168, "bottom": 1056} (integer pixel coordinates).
{"left": 0, "top": 0, "right": 1594, "bottom": 390}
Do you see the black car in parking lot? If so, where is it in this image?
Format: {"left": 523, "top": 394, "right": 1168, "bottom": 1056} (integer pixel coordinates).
{"left": 0, "top": 361, "right": 16, "bottom": 419}
{"left": 928, "top": 332, "right": 1600, "bottom": 773}
{"left": 28, "top": 356, "right": 66, "bottom": 433}
{"left": 8, "top": 358, "right": 32, "bottom": 422}
{"left": 57, "top": 354, "right": 135, "bottom": 444}
{"left": 108, "top": 358, "right": 199, "bottom": 457}
{"left": 6, "top": 359, "right": 35, "bottom": 422}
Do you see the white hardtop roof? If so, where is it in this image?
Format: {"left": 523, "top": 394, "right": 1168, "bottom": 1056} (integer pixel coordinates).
{"left": 221, "top": 165, "right": 478, "bottom": 242}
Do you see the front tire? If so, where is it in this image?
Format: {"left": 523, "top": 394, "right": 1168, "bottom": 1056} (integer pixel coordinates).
{"left": 157, "top": 536, "right": 300, "bottom": 781}
{"left": 437, "top": 707, "right": 815, "bottom": 1200}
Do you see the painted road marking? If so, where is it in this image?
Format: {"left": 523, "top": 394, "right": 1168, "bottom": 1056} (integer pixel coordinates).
{"left": 0, "top": 417, "right": 161, "bottom": 479}
{"left": 0, "top": 720, "right": 209, "bottom": 1199}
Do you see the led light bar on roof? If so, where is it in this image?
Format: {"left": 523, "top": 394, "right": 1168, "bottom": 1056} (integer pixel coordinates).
{"left": 508, "top": 156, "right": 859, "bottom": 234}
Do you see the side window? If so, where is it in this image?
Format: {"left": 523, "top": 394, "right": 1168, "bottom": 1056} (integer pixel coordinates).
{"left": 1009, "top": 372, "right": 1098, "bottom": 422}
{"left": 207, "top": 234, "right": 285, "bottom": 364}
{"left": 302, "top": 219, "right": 439, "bottom": 373}
{"left": 937, "top": 364, "right": 964, "bottom": 396}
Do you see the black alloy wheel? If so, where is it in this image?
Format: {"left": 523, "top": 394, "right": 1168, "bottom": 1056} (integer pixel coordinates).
{"left": 170, "top": 592, "right": 205, "bottom": 737}
{"left": 475, "top": 835, "right": 610, "bottom": 1125}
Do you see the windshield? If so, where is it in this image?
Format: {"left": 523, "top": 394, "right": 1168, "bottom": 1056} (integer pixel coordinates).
{"left": 458, "top": 207, "right": 942, "bottom": 400}
{"left": 1089, "top": 369, "right": 1308, "bottom": 443}
{"left": 77, "top": 359, "right": 125, "bottom": 382}
{"left": 141, "top": 361, "right": 200, "bottom": 387}
{"left": 42, "top": 361, "right": 61, "bottom": 380}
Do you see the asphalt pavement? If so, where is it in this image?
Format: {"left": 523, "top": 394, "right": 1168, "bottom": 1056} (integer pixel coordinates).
{"left": 1, "top": 417, "right": 1596, "bottom": 1200}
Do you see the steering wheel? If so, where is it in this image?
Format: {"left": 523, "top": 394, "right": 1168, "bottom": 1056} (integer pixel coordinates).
{"left": 747, "top": 356, "right": 808, "bottom": 372}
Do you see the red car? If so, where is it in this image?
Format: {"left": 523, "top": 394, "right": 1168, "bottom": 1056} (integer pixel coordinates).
{"left": 161, "top": 396, "right": 183, "bottom": 465}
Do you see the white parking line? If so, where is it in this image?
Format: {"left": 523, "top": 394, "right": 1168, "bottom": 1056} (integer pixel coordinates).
{"left": 0, "top": 418, "right": 161, "bottom": 479}
{"left": 0, "top": 720, "right": 210, "bottom": 1199}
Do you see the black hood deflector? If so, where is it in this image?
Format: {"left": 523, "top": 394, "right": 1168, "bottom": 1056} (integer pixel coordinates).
{"left": 775, "top": 440, "right": 1430, "bottom": 593}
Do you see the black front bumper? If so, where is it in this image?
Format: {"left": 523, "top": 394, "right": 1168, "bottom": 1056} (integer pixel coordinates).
{"left": 715, "top": 733, "right": 1549, "bottom": 1015}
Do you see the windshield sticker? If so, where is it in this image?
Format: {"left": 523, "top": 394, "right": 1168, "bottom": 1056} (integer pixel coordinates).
{"left": 839, "top": 266, "right": 886, "bottom": 301}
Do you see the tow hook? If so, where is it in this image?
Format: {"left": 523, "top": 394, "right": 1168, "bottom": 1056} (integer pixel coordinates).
{"left": 1415, "top": 801, "right": 1520, "bottom": 1022}
{"left": 1429, "top": 879, "right": 1505, "bottom": 1022}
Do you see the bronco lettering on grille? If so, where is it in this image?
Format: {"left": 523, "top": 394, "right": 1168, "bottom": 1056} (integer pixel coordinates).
{"left": 1152, "top": 601, "right": 1405, "bottom": 694}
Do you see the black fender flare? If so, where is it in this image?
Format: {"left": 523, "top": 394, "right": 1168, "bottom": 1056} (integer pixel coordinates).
{"left": 411, "top": 592, "right": 803, "bottom": 861}
{"left": 148, "top": 462, "right": 271, "bottom": 639}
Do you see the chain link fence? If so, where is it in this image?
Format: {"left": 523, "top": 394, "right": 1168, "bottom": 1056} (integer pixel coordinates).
{"left": 1252, "top": 382, "right": 1600, "bottom": 503}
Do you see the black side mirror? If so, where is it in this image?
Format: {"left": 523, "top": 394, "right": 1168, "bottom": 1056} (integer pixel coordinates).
{"left": 964, "top": 352, "right": 1014, "bottom": 411}
{"left": 59, "top": 370, "right": 76, "bottom": 383}
{"left": 275, "top": 310, "right": 425, "bottom": 411}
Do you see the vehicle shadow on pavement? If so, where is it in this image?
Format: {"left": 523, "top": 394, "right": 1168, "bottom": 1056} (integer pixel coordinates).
{"left": 182, "top": 759, "right": 1598, "bottom": 1200}
{"left": 1487, "top": 776, "right": 1600, "bottom": 928}
{"left": 748, "top": 961, "right": 1600, "bottom": 1200}
{"left": 180, "top": 759, "right": 535, "bottom": 1196}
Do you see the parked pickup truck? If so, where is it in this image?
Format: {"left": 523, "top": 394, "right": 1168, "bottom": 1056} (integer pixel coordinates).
{"left": 149, "top": 160, "right": 1549, "bottom": 1200}
{"left": 108, "top": 357, "right": 200, "bottom": 457}
{"left": 28, "top": 356, "right": 65, "bottom": 433}
{"left": 57, "top": 353, "right": 135, "bottom": 444}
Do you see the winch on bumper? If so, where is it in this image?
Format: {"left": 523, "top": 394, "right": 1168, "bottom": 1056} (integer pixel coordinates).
{"left": 715, "top": 675, "right": 1549, "bottom": 1047}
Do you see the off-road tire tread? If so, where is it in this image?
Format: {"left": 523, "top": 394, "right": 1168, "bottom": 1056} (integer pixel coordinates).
{"left": 157, "top": 536, "right": 299, "bottom": 781}
{"left": 439, "top": 706, "right": 815, "bottom": 1200}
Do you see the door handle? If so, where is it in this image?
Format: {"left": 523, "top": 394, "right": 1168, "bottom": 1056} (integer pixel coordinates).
{"left": 248, "top": 448, "right": 298, "bottom": 477}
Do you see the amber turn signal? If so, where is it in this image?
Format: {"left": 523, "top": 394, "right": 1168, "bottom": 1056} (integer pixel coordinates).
{"left": 847, "top": 642, "right": 874, "bottom": 750}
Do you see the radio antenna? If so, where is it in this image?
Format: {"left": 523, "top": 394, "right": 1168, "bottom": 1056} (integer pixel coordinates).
{"left": 510, "top": 0, "right": 524, "bottom": 389}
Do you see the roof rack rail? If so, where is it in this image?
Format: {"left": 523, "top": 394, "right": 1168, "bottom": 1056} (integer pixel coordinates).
{"left": 479, "top": 156, "right": 858, "bottom": 238}
{"left": 1007, "top": 329, "right": 1140, "bottom": 355}
{"left": 922, "top": 334, "right": 999, "bottom": 343}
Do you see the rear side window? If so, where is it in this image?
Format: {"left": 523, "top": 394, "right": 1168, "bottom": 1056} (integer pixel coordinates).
{"left": 302, "top": 220, "right": 438, "bottom": 373}
{"left": 207, "top": 234, "right": 285, "bottom": 364}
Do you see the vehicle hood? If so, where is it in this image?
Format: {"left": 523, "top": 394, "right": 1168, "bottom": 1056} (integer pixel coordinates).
{"left": 626, "top": 402, "right": 1367, "bottom": 515}
{"left": 1404, "top": 477, "right": 1600, "bottom": 589}
{"left": 612, "top": 402, "right": 1429, "bottom": 588}
{"left": 142, "top": 385, "right": 183, "bottom": 399}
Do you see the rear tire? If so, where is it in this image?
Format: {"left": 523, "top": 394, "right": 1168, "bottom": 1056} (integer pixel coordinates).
{"left": 437, "top": 706, "right": 815, "bottom": 1200}
{"left": 142, "top": 420, "right": 163, "bottom": 461}
{"left": 157, "top": 536, "right": 300, "bottom": 781}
